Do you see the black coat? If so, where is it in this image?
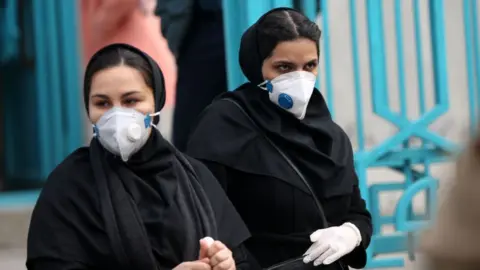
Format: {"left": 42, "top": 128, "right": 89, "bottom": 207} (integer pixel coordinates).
{"left": 201, "top": 160, "right": 371, "bottom": 269}
{"left": 186, "top": 85, "right": 373, "bottom": 269}
{"left": 26, "top": 131, "right": 257, "bottom": 270}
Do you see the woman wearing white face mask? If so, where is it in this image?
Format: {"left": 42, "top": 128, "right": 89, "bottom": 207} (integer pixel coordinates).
{"left": 26, "top": 43, "right": 263, "bottom": 270}
{"left": 186, "top": 8, "right": 372, "bottom": 270}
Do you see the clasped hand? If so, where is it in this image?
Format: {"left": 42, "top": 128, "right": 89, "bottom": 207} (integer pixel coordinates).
{"left": 174, "top": 237, "right": 236, "bottom": 270}
{"left": 303, "top": 222, "right": 361, "bottom": 266}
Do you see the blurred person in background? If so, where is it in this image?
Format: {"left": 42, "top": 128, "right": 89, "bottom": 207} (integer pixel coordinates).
{"left": 26, "top": 43, "right": 261, "bottom": 270}
{"left": 155, "top": 0, "right": 226, "bottom": 151}
{"left": 186, "top": 8, "right": 372, "bottom": 270}
{"left": 420, "top": 134, "right": 480, "bottom": 270}
{"left": 81, "top": 0, "right": 177, "bottom": 107}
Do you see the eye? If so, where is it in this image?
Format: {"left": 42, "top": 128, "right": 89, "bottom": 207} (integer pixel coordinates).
{"left": 305, "top": 62, "right": 318, "bottom": 71}
{"left": 123, "top": 98, "right": 139, "bottom": 106}
{"left": 276, "top": 64, "right": 292, "bottom": 72}
{"left": 94, "top": 100, "right": 110, "bottom": 108}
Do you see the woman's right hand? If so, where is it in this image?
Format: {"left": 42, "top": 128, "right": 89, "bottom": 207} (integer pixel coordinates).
{"left": 173, "top": 259, "right": 212, "bottom": 270}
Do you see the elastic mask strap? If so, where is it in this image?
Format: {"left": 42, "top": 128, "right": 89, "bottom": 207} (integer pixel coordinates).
{"left": 146, "top": 111, "right": 161, "bottom": 128}
{"left": 258, "top": 80, "right": 273, "bottom": 92}
{"left": 92, "top": 125, "right": 99, "bottom": 137}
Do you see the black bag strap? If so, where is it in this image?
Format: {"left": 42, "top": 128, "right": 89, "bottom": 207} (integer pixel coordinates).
{"left": 223, "top": 98, "right": 329, "bottom": 228}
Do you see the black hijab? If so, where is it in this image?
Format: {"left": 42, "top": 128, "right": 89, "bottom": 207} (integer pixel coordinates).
{"left": 27, "top": 44, "right": 249, "bottom": 270}
{"left": 187, "top": 8, "right": 356, "bottom": 200}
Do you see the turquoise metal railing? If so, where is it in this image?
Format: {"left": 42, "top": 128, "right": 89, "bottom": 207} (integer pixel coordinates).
{"left": 222, "top": 0, "right": 473, "bottom": 268}
{"left": 0, "top": 0, "right": 83, "bottom": 189}
{"left": 464, "top": 0, "right": 480, "bottom": 133}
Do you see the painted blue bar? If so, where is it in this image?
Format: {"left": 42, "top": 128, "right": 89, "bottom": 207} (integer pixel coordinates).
{"left": 57, "top": 0, "right": 83, "bottom": 154}
{"left": 472, "top": 0, "right": 480, "bottom": 131}
{"left": 222, "top": 0, "right": 240, "bottom": 91}
{"left": 272, "top": 0, "right": 293, "bottom": 8}
{"left": 32, "top": 0, "right": 52, "bottom": 178}
{"left": 366, "top": 0, "right": 390, "bottom": 118}
{"left": 246, "top": 0, "right": 270, "bottom": 26}
{"left": 429, "top": 0, "right": 450, "bottom": 110}
{"left": 44, "top": 0, "right": 63, "bottom": 164}
{"left": 464, "top": 0, "right": 477, "bottom": 134}
{"left": 320, "top": 0, "right": 334, "bottom": 117}
{"left": 302, "top": 0, "right": 317, "bottom": 21}
{"left": 349, "top": 0, "right": 365, "bottom": 151}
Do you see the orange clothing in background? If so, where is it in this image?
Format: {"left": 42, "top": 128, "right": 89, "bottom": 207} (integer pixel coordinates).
{"left": 80, "top": 0, "right": 177, "bottom": 107}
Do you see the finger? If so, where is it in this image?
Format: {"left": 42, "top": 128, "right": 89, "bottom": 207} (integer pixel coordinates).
{"left": 199, "top": 237, "right": 214, "bottom": 259}
{"left": 199, "top": 258, "right": 210, "bottom": 264}
{"left": 213, "top": 258, "right": 234, "bottom": 270}
{"left": 182, "top": 261, "right": 211, "bottom": 270}
{"left": 303, "top": 242, "right": 320, "bottom": 256}
{"left": 314, "top": 248, "right": 336, "bottom": 266}
{"left": 208, "top": 241, "right": 228, "bottom": 257}
{"left": 303, "top": 241, "right": 320, "bottom": 256}
{"left": 210, "top": 249, "right": 231, "bottom": 266}
{"left": 323, "top": 251, "right": 343, "bottom": 265}
{"left": 310, "top": 229, "right": 325, "bottom": 242}
{"left": 303, "top": 243, "right": 329, "bottom": 263}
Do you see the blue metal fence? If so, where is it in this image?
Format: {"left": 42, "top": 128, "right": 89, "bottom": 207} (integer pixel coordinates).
{"left": 0, "top": 0, "right": 83, "bottom": 190}
{"left": 222, "top": 0, "right": 475, "bottom": 268}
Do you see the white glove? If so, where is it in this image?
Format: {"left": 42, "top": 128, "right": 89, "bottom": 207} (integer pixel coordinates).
{"left": 303, "top": 222, "right": 362, "bottom": 266}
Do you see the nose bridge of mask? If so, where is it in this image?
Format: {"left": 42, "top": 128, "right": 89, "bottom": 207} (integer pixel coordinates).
{"left": 93, "top": 108, "right": 154, "bottom": 137}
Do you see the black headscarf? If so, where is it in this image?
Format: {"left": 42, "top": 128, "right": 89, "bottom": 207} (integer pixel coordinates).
{"left": 83, "top": 44, "right": 166, "bottom": 113}
{"left": 239, "top": 8, "right": 320, "bottom": 85}
{"left": 27, "top": 43, "right": 249, "bottom": 270}
{"left": 187, "top": 8, "right": 356, "bottom": 200}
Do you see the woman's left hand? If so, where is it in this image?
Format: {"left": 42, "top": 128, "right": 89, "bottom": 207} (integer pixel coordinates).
{"left": 303, "top": 222, "right": 362, "bottom": 266}
{"left": 206, "top": 240, "right": 236, "bottom": 270}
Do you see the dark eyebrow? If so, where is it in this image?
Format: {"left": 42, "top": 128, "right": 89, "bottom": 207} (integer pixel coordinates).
{"left": 121, "top": 91, "right": 141, "bottom": 98}
{"left": 90, "top": 91, "right": 141, "bottom": 99}
{"left": 272, "top": 60, "right": 295, "bottom": 65}
{"left": 306, "top": 59, "right": 318, "bottom": 64}
{"left": 90, "top": 94, "right": 108, "bottom": 99}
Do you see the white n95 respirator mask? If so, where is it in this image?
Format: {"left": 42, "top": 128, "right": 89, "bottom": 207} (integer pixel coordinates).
{"left": 258, "top": 71, "right": 316, "bottom": 120}
{"left": 93, "top": 107, "right": 159, "bottom": 162}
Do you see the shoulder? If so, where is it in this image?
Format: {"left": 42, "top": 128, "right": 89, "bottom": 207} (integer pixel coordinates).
{"left": 28, "top": 147, "right": 105, "bottom": 264}
{"left": 190, "top": 95, "right": 257, "bottom": 139}
{"left": 187, "top": 96, "right": 257, "bottom": 150}
{"left": 183, "top": 155, "right": 226, "bottom": 199}
{"left": 183, "top": 155, "right": 215, "bottom": 184}
{"left": 37, "top": 147, "right": 95, "bottom": 207}
{"left": 31, "top": 146, "right": 99, "bottom": 231}
{"left": 198, "top": 98, "right": 237, "bottom": 120}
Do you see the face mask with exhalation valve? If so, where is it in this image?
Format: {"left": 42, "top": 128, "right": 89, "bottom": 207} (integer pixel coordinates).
{"left": 258, "top": 71, "right": 316, "bottom": 120}
{"left": 93, "top": 107, "right": 160, "bottom": 161}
